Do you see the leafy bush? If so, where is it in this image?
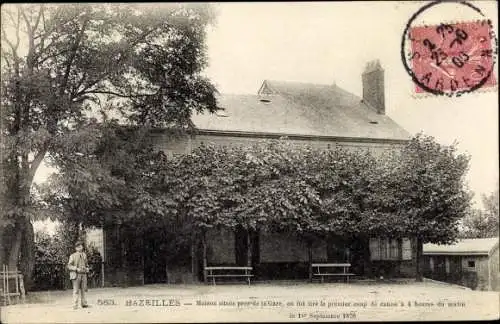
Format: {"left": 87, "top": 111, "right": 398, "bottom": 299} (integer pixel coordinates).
{"left": 33, "top": 225, "right": 102, "bottom": 290}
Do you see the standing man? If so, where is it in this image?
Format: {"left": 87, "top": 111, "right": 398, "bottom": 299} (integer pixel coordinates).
{"left": 67, "top": 240, "right": 90, "bottom": 309}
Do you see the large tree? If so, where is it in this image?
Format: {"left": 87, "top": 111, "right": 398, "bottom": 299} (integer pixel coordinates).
{"left": 384, "top": 134, "right": 472, "bottom": 280}
{"left": 460, "top": 185, "right": 499, "bottom": 238}
{"left": 39, "top": 122, "right": 176, "bottom": 230}
{"left": 0, "top": 3, "right": 218, "bottom": 280}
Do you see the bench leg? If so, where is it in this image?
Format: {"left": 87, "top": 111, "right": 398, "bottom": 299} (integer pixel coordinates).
{"left": 212, "top": 276, "right": 215, "bottom": 286}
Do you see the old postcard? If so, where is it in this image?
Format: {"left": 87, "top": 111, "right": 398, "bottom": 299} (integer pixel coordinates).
{"left": 1, "top": 1, "right": 498, "bottom": 323}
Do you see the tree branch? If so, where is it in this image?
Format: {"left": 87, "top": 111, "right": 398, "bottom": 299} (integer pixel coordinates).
{"left": 20, "top": 7, "right": 32, "bottom": 35}
{"left": 60, "top": 17, "right": 88, "bottom": 96}
{"left": 3, "top": 8, "right": 16, "bottom": 25}
{"left": 71, "top": 71, "right": 87, "bottom": 97}
{"left": 37, "top": 47, "right": 73, "bottom": 66}
{"left": 20, "top": 8, "right": 35, "bottom": 71}
{"left": 14, "top": 7, "right": 21, "bottom": 52}
{"left": 1, "top": 49, "right": 13, "bottom": 68}
{"left": 20, "top": 5, "right": 44, "bottom": 52}
{"left": 71, "top": 95, "right": 94, "bottom": 104}
{"left": 33, "top": 6, "right": 58, "bottom": 58}
{"left": 27, "top": 147, "right": 47, "bottom": 185}
{"left": 32, "top": 5, "right": 44, "bottom": 32}
{"left": 79, "top": 89, "right": 154, "bottom": 99}
{"left": 1, "top": 24, "right": 19, "bottom": 59}
{"left": 41, "top": 5, "right": 47, "bottom": 32}
{"left": 73, "top": 24, "right": 164, "bottom": 99}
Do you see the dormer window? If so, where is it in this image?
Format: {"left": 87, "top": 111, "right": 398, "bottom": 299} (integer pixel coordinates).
{"left": 215, "top": 107, "right": 229, "bottom": 117}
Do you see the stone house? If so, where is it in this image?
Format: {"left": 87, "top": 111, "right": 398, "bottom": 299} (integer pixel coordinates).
{"left": 102, "top": 60, "right": 416, "bottom": 286}
{"left": 423, "top": 237, "right": 500, "bottom": 291}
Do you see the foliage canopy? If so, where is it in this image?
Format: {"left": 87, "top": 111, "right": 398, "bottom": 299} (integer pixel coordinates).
{"left": 460, "top": 186, "right": 499, "bottom": 239}
{"left": 41, "top": 124, "right": 472, "bottom": 249}
{"left": 1, "top": 3, "right": 219, "bottom": 276}
{"left": 151, "top": 134, "right": 470, "bottom": 244}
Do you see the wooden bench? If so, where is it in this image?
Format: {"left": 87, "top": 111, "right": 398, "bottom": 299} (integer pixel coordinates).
{"left": 312, "top": 263, "right": 355, "bottom": 283}
{"left": 205, "top": 266, "right": 253, "bottom": 286}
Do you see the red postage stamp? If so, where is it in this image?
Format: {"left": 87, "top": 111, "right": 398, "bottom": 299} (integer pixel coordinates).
{"left": 409, "top": 20, "right": 496, "bottom": 95}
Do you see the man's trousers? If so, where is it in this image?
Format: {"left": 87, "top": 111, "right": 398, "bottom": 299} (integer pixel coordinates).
{"left": 71, "top": 274, "right": 88, "bottom": 307}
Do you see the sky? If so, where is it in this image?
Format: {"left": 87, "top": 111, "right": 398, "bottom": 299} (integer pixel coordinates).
{"left": 33, "top": 1, "right": 498, "bottom": 213}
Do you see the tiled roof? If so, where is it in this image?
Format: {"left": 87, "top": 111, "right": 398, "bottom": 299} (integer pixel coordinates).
{"left": 423, "top": 238, "right": 499, "bottom": 256}
{"left": 191, "top": 80, "right": 410, "bottom": 141}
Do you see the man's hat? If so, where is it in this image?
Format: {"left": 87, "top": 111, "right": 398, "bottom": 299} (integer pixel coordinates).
{"left": 75, "top": 240, "right": 84, "bottom": 247}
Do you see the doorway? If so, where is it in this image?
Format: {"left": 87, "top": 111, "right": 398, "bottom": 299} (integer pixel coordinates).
{"left": 143, "top": 232, "right": 168, "bottom": 284}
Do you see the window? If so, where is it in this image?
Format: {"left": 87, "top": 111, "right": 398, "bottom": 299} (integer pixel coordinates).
{"left": 389, "top": 238, "right": 399, "bottom": 259}
{"left": 369, "top": 237, "right": 412, "bottom": 261}
{"left": 378, "top": 238, "right": 396, "bottom": 259}
{"left": 401, "top": 238, "right": 412, "bottom": 260}
{"left": 467, "top": 260, "right": 475, "bottom": 268}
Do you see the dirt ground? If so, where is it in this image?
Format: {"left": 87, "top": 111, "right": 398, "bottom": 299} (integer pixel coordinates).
{"left": 1, "top": 280, "right": 499, "bottom": 323}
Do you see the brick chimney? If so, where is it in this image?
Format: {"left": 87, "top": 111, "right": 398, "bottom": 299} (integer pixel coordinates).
{"left": 362, "top": 60, "right": 385, "bottom": 115}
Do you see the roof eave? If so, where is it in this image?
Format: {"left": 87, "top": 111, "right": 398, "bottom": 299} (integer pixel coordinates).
{"left": 423, "top": 251, "right": 489, "bottom": 256}
{"left": 195, "top": 129, "right": 410, "bottom": 145}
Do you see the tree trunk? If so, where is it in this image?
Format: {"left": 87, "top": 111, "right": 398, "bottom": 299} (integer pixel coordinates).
{"left": 191, "top": 230, "right": 198, "bottom": 283}
{"left": 308, "top": 240, "right": 313, "bottom": 283}
{"left": 362, "top": 236, "right": 373, "bottom": 279}
{"left": 416, "top": 236, "right": 423, "bottom": 282}
{"left": 8, "top": 223, "right": 23, "bottom": 269}
{"left": 0, "top": 224, "right": 10, "bottom": 268}
{"left": 73, "top": 222, "right": 80, "bottom": 247}
{"left": 246, "top": 230, "right": 252, "bottom": 267}
{"left": 120, "top": 224, "right": 128, "bottom": 287}
{"left": 20, "top": 218, "right": 35, "bottom": 291}
{"left": 2, "top": 21, "right": 48, "bottom": 291}
{"left": 202, "top": 230, "right": 207, "bottom": 283}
